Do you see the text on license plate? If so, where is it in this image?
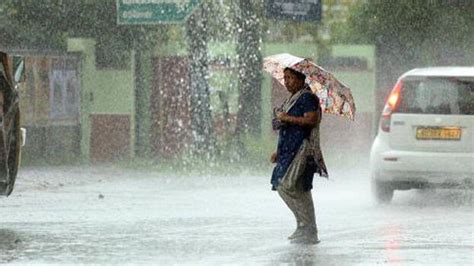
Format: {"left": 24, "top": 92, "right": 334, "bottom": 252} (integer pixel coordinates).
{"left": 416, "top": 127, "right": 461, "bottom": 140}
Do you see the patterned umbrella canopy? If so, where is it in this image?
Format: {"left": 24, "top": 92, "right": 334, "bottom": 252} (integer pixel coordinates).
{"left": 263, "top": 53, "right": 356, "bottom": 120}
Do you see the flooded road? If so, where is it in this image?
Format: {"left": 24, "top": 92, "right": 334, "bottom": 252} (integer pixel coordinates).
{"left": 1, "top": 166, "right": 472, "bottom": 265}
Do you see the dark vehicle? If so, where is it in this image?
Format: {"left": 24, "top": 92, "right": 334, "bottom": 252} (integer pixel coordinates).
{"left": 0, "top": 51, "right": 25, "bottom": 196}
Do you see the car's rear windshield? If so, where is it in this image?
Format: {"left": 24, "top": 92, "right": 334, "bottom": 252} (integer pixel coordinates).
{"left": 398, "top": 77, "right": 474, "bottom": 115}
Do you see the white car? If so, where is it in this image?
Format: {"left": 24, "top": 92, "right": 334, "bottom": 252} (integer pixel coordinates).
{"left": 369, "top": 67, "right": 474, "bottom": 203}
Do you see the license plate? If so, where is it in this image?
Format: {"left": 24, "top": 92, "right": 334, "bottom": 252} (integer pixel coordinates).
{"left": 416, "top": 127, "right": 461, "bottom": 140}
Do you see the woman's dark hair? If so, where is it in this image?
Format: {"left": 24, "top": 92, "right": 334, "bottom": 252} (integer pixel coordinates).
{"left": 284, "top": 67, "right": 306, "bottom": 81}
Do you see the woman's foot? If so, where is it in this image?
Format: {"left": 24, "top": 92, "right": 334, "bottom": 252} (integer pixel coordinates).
{"left": 290, "top": 234, "right": 320, "bottom": 244}
{"left": 287, "top": 227, "right": 304, "bottom": 240}
{"left": 290, "top": 226, "right": 320, "bottom": 244}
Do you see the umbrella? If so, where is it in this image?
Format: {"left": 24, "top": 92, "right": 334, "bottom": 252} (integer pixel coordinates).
{"left": 263, "top": 53, "right": 356, "bottom": 120}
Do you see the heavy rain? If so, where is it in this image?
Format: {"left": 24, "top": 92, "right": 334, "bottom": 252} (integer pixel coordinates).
{"left": 0, "top": 0, "right": 473, "bottom": 265}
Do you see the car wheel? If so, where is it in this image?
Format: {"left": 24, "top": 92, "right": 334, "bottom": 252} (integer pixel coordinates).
{"left": 6, "top": 107, "right": 21, "bottom": 196}
{"left": 372, "top": 179, "right": 394, "bottom": 203}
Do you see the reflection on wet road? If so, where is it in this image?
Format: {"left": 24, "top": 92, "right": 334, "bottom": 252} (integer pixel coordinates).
{"left": 1, "top": 166, "right": 472, "bottom": 264}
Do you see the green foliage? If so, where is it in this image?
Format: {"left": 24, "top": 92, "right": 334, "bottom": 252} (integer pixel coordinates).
{"left": 348, "top": 0, "right": 474, "bottom": 65}
{"left": 205, "top": 0, "right": 238, "bottom": 42}
{"left": 351, "top": 1, "right": 473, "bottom": 41}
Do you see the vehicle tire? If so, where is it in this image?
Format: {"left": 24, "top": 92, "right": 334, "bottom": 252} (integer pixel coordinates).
{"left": 372, "top": 179, "right": 394, "bottom": 204}
{"left": 6, "top": 107, "right": 21, "bottom": 196}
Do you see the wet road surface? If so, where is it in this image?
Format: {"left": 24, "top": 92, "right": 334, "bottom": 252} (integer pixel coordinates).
{"left": 1, "top": 166, "right": 472, "bottom": 265}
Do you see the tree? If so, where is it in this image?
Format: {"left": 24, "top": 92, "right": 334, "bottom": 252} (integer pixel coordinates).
{"left": 349, "top": 0, "right": 474, "bottom": 116}
{"left": 234, "top": 0, "right": 263, "bottom": 136}
{"left": 186, "top": 1, "right": 215, "bottom": 157}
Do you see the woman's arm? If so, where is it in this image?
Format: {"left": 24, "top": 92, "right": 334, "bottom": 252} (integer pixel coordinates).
{"left": 270, "top": 151, "right": 277, "bottom": 163}
{"left": 276, "top": 111, "right": 319, "bottom": 128}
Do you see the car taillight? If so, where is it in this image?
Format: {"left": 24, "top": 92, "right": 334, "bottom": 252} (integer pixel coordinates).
{"left": 380, "top": 80, "right": 403, "bottom": 132}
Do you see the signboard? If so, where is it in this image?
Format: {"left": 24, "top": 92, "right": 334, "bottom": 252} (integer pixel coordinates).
{"left": 117, "top": 0, "right": 201, "bottom": 25}
{"left": 265, "top": 0, "right": 322, "bottom": 22}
